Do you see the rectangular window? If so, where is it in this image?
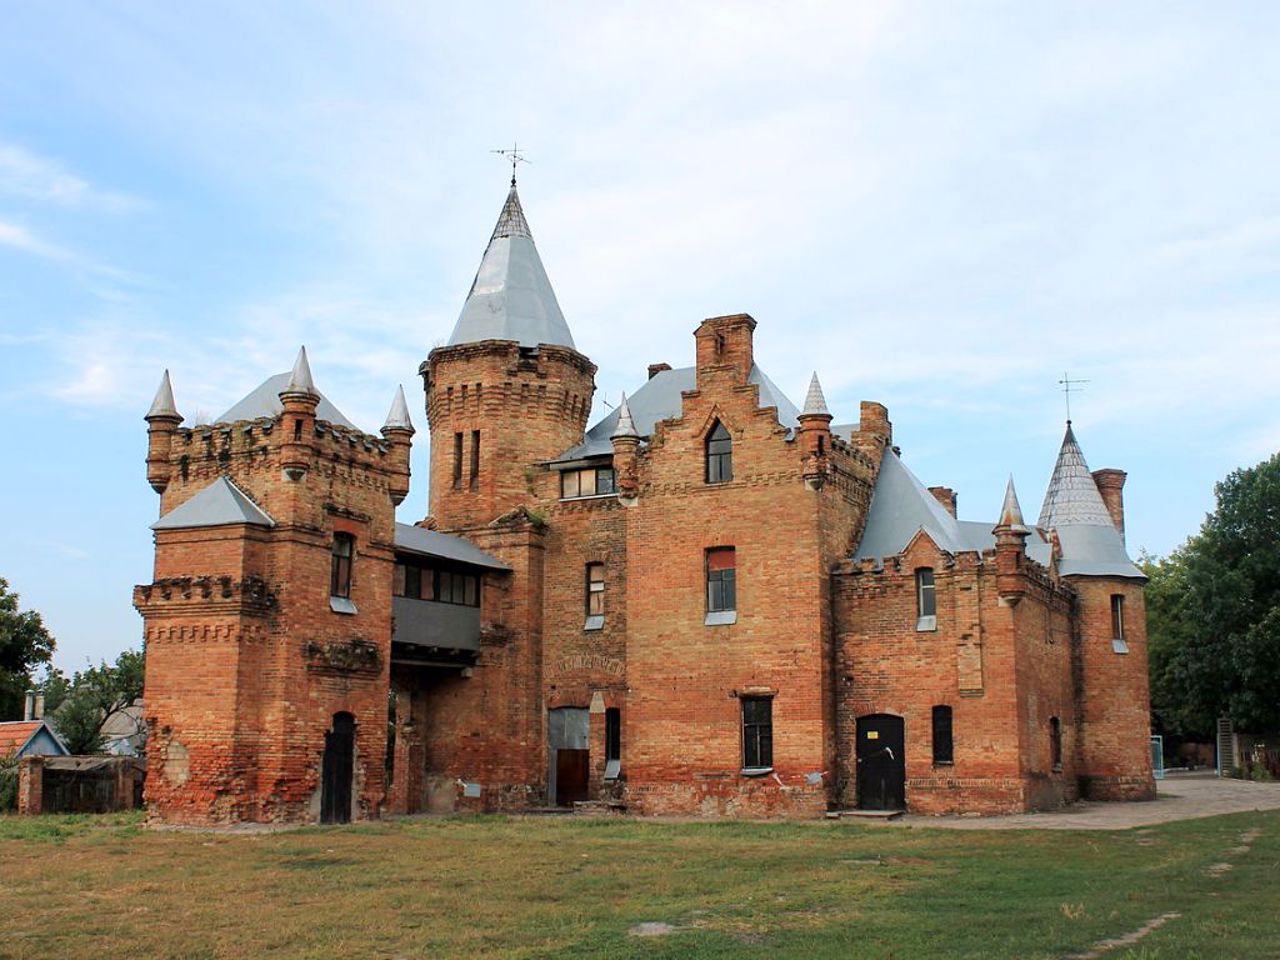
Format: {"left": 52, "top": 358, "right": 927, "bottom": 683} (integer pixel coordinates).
{"left": 432, "top": 569, "right": 480, "bottom": 607}
{"left": 393, "top": 562, "right": 406, "bottom": 598}
{"left": 1050, "top": 716, "right": 1062, "bottom": 771}
{"left": 452, "top": 432, "right": 463, "bottom": 489}
{"left": 932, "top": 705, "right": 954, "bottom": 764}
{"left": 470, "top": 430, "right": 480, "bottom": 490}
{"left": 560, "top": 466, "right": 616, "bottom": 499}
{"left": 586, "top": 563, "right": 605, "bottom": 615}
{"left": 393, "top": 562, "right": 434, "bottom": 600}
{"left": 330, "top": 534, "right": 353, "bottom": 598}
{"left": 915, "top": 568, "right": 936, "bottom": 631}
{"left": 742, "top": 696, "right": 773, "bottom": 771}
{"left": 706, "top": 547, "right": 736, "bottom": 624}
{"left": 1111, "top": 594, "right": 1129, "bottom": 653}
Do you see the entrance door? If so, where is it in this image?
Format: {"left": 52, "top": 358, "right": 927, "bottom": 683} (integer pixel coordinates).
{"left": 856, "top": 713, "right": 905, "bottom": 810}
{"left": 548, "top": 707, "right": 590, "bottom": 806}
{"left": 321, "top": 712, "right": 355, "bottom": 824}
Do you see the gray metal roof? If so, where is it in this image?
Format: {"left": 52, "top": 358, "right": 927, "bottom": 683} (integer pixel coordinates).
{"left": 853, "top": 450, "right": 974, "bottom": 560}
{"left": 1040, "top": 524, "right": 1144, "bottom": 579}
{"left": 383, "top": 385, "right": 414, "bottom": 432}
{"left": 801, "top": 372, "right": 829, "bottom": 416}
{"left": 1038, "top": 422, "right": 1113, "bottom": 529}
{"left": 447, "top": 184, "right": 576, "bottom": 350}
{"left": 152, "top": 476, "right": 276, "bottom": 530}
{"left": 551, "top": 363, "right": 800, "bottom": 463}
{"left": 217, "top": 372, "right": 356, "bottom": 429}
{"left": 147, "top": 370, "right": 181, "bottom": 419}
{"left": 394, "top": 523, "right": 511, "bottom": 571}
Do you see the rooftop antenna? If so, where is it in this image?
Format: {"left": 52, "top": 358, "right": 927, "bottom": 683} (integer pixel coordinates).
{"left": 491, "top": 142, "right": 529, "bottom": 186}
{"left": 1058, "top": 372, "right": 1089, "bottom": 424}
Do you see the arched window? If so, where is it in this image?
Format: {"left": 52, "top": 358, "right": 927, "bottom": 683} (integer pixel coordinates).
{"left": 706, "top": 421, "right": 733, "bottom": 483}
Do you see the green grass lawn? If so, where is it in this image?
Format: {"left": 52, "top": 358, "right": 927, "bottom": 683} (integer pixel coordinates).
{"left": 1, "top": 809, "right": 1276, "bottom": 959}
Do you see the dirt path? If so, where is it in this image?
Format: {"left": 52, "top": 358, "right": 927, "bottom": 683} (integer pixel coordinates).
{"left": 886, "top": 773, "right": 1280, "bottom": 831}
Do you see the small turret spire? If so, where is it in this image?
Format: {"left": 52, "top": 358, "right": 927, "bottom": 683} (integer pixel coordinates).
{"left": 146, "top": 370, "right": 181, "bottom": 420}
{"left": 383, "top": 384, "right": 415, "bottom": 433}
{"left": 611, "top": 393, "right": 639, "bottom": 439}
{"left": 997, "top": 475, "right": 1029, "bottom": 533}
{"left": 801, "top": 372, "right": 829, "bottom": 417}
{"left": 285, "top": 346, "right": 316, "bottom": 396}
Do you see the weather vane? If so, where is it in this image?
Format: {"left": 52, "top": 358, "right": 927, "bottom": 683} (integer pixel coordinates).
{"left": 491, "top": 142, "right": 529, "bottom": 186}
{"left": 1058, "top": 372, "right": 1089, "bottom": 424}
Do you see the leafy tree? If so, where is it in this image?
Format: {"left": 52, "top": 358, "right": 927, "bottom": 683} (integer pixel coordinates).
{"left": 48, "top": 650, "right": 145, "bottom": 755}
{"left": 0, "top": 577, "right": 56, "bottom": 720}
{"left": 1146, "top": 453, "right": 1280, "bottom": 734}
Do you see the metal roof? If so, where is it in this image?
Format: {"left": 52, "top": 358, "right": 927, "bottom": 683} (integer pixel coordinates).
{"left": 152, "top": 476, "right": 276, "bottom": 530}
{"left": 1038, "top": 422, "right": 1114, "bottom": 529}
{"left": 383, "top": 384, "right": 414, "bottom": 432}
{"left": 447, "top": 184, "right": 576, "bottom": 350}
{"left": 147, "top": 370, "right": 181, "bottom": 419}
{"left": 216, "top": 372, "right": 356, "bottom": 429}
{"left": 1037, "top": 524, "right": 1144, "bottom": 579}
{"left": 394, "top": 523, "right": 511, "bottom": 571}
{"left": 801, "top": 372, "right": 829, "bottom": 416}
{"left": 551, "top": 363, "right": 800, "bottom": 463}
{"left": 853, "top": 450, "right": 973, "bottom": 560}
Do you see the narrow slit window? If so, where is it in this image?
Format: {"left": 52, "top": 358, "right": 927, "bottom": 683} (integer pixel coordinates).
{"left": 742, "top": 697, "right": 773, "bottom": 771}
{"left": 1110, "top": 594, "right": 1128, "bottom": 653}
{"left": 452, "top": 432, "right": 463, "bottom": 489}
{"left": 604, "top": 707, "right": 621, "bottom": 780}
{"left": 915, "top": 568, "right": 936, "bottom": 631}
{"left": 1050, "top": 716, "right": 1062, "bottom": 771}
{"left": 470, "top": 430, "right": 480, "bottom": 489}
{"left": 330, "top": 534, "right": 354, "bottom": 599}
{"left": 586, "top": 563, "right": 605, "bottom": 616}
{"left": 932, "top": 705, "right": 954, "bottom": 764}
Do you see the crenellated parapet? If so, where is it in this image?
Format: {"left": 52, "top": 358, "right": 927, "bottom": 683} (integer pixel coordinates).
{"left": 133, "top": 575, "right": 278, "bottom": 617}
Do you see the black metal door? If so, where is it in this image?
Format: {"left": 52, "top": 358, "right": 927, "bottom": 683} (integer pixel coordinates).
{"left": 321, "top": 712, "right": 355, "bottom": 824}
{"left": 856, "top": 713, "right": 905, "bottom": 810}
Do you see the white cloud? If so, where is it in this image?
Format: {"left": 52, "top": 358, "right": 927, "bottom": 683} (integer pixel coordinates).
{"left": 0, "top": 142, "right": 140, "bottom": 212}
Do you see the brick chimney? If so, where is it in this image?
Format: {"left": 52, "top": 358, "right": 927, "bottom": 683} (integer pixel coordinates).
{"left": 928, "top": 486, "right": 958, "bottom": 518}
{"left": 647, "top": 363, "right": 671, "bottom": 380}
{"left": 694, "top": 314, "right": 756, "bottom": 387}
{"left": 1092, "top": 468, "right": 1127, "bottom": 543}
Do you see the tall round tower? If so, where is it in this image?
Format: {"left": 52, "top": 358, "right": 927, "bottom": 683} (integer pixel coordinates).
{"left": 421, "top": 180, "right": 596, "bottom": 530}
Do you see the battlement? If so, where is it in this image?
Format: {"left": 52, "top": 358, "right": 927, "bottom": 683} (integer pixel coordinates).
{"left": 133, "top": 575, "right": 278, "bottom": 617}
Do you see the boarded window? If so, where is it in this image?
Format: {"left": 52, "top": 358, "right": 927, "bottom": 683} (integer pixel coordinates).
{"left": 586, "top": 563, "right": 605, "bottom": 616}
{"left": 742, "top": 696, "right": 773, "bottom": 770}
{"left": 706, "top": 421, "right": 733, "bottom": 483}
{"left": 707, "top": 547, "right": 736, "bottom": 613}
{"left": 932, "top": 705, "right": 954, "bottom": 764}
{"left": 560, "top": 466, "right": 616, "bottom": 499}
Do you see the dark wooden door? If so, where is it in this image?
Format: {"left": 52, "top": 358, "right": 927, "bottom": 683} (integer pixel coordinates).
{"left": 555, "top": 749, "right": 590, "bottom": 806}
{"left": 856, "top": 713, "right": 906, "bottom": 810}
{"left": 321, "top": 712, "right": 355, "bottom": 824}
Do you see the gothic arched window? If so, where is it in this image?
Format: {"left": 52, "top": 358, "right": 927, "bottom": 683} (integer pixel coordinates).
{"left": 706, "top": 421, "right": 733, "bottom": 483}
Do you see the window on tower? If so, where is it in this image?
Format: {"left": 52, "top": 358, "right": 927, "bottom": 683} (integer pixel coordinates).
{"left": 330, "top": 533, "right": 357, "bottom": 614}
{"left": 1111, "top": 594, "right": 1128, "bottom": 654}
{"left": 585, "top": 562, "right": 605, "bottom": 630}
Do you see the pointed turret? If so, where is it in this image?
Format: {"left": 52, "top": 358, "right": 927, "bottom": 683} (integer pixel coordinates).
{"left": 147, "top": 370, "right": 181, "bottom": 420}
{"left": 996, "top": 475, "right": 1029, "bottom": 534}
{"left": 383, "top": 384, "right": 415, "bottom": 433}
{"left": 801, "top": 372, "right": 829, "bottom": 417}
{"left": 994, "top": 474, "right": 1031, "bottom": 606}
{"left": 145, "top": 370, "right": 183, "bottom": 494}
{"left": 1038, "top": 422, "right": 1113, "bottom": 529}
{"left": 797, "top": 372, "right": 833, "bottom": 489}
{"left": 284, "top": 346, "right": 317, "bottom": 396}
{"left": 447, "top": 183, "right": 575, "bottom": 349}
{"left": 381, "top": 385, "right": 414, "bottom": 506}
{"left": 611, "top": 393, "right": 639, "bottom": 439}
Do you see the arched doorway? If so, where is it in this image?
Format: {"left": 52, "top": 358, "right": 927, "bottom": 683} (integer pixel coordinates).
{"left": 856, "top": 713, "right": 905, "bottom": 810}
{"left": 321, "top": 712, "right": 356, "bottom": 824}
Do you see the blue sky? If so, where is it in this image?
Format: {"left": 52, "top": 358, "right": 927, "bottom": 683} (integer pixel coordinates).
{"left": 1, "top": 2, "right": 1277, "bottom": 671}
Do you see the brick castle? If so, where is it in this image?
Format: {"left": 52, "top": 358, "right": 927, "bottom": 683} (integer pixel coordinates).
{"left": 135, "top": 180, "right": 1154, "bottom": 825}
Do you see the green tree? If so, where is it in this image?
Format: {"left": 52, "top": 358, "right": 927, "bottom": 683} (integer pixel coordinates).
{"left": 49, "top": 650, "right": 145, "bottom": 754}
{"left": 0, "top": 577, "right": 56, "bottom": 720}
{"left": 1146, "top": 452, "right": 1280, "bottom": 734}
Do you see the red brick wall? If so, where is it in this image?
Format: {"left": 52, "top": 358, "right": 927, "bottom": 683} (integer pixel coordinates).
{"left": 1071, "top": 578, "right": 1155, "bottom": 800}
{"left": 137, "top": 394, "right": 409, "bottom": 825}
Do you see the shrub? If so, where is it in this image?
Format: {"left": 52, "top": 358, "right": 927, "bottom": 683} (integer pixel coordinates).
{"left": 0, "top": 757, "right": 18, "bottom": 812}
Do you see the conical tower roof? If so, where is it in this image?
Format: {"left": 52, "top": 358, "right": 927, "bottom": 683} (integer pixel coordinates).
{"left": 284, "top": 346, "right": 316, "bottom": 395}
{"left": 801, "top": 372, "right": 830, "bottom": 416}
{"left": 1038, "top": 422, "right": 1113, "bottom": 529}
{"left": 147, "top": 370, "right": 181, "bottom": 419}
{"left": 611, "top": 393, "right": 639, "bottom": 439}
{"left": 383, "top": 384, "right": 414, "bottom": 432}
{"left": 447, "top": 183, "right": 575, "bottom": 350}
{"left": 996, "top": 475, "right": 1029, "bottom": 533}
